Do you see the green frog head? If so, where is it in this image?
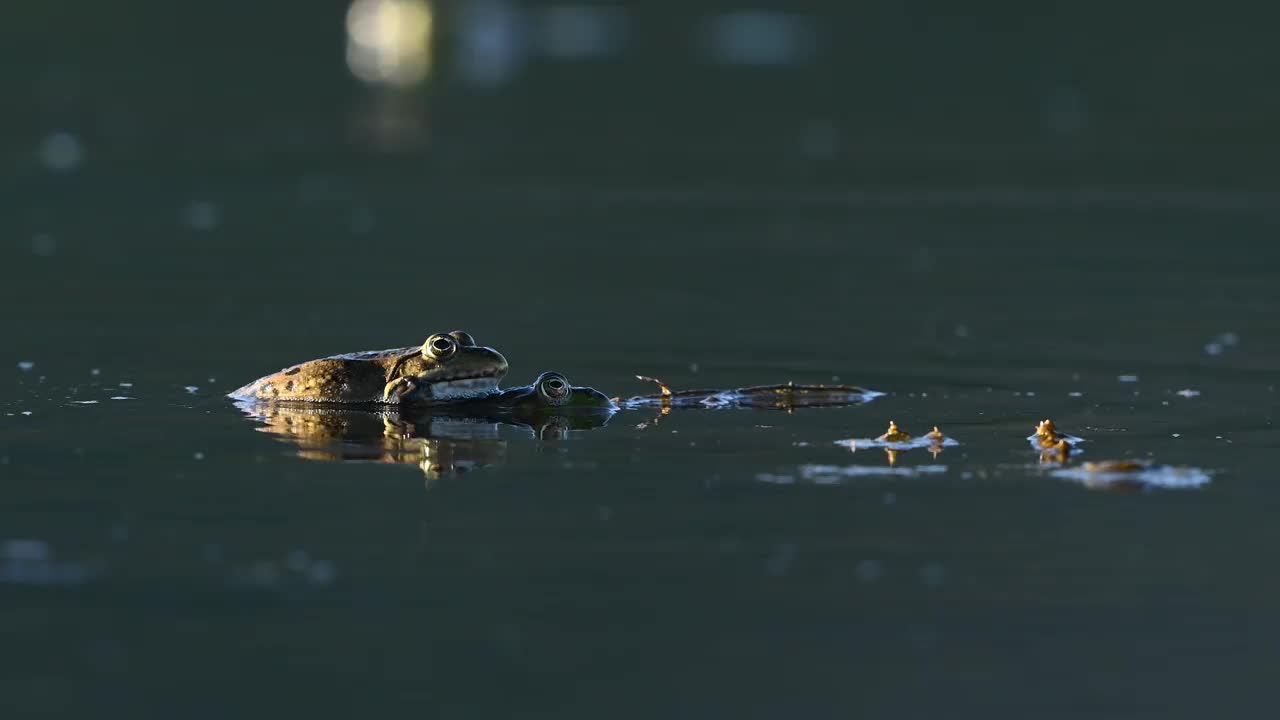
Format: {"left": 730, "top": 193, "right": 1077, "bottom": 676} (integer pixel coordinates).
{"left": 499, "top": 371, "right": 617, "bottom": 412}
{"left": 383, "top": 330, "right": 509, "bottom": 403}
{"left": 437, "top": 371, "right": 616, "bottom": 415}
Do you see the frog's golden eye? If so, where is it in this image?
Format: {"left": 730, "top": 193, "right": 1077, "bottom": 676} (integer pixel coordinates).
{"left": 424, "top": 334, "right": 457, "bottom": 360}
{"left": 449, "top": 330, "right": 476, "bottom": 347}
{"left": 538, "top": 373, "right": 571, "bottom": 405}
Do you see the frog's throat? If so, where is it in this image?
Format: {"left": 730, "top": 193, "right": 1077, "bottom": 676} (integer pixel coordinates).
{"left": 428, "top": 376, "right": 501, "bottom": 400}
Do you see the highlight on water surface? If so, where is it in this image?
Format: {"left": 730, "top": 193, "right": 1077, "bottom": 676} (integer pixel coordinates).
{"left": 616, "top": 375, "right": 884, "bottom": 410}
{"left": 758, "top": 462, "right": 949, "bottom": 484}
{"left": 836, "top": 421, "right": 960, "bottom": 452}
{"left": 832, "top": 421, "right": 960, "bottom": 466}
{"left": 1049, "top": 459, "right": 1212, "bottom": 491}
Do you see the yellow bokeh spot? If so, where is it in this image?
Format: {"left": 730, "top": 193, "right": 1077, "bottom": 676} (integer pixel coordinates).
{"left": 346, "top": 0, "right": 434, "bottom": 87}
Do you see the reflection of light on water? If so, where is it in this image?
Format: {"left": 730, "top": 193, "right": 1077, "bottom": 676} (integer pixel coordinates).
{"left": 1050, "top": 464, "right": 1212, "bottom": 490}
{"left": 534, "top": 5, "right": 625, "bottom": 59}
{"left": 40, "top": 131, "right": 83, "bottom": 172}
{"left": 758, "top": 464, "right": 949, "bottom": 485}
{"left": 183, "top": 201, "right": 220, "bottom": 231}
{"left": 703, "top": 11, "right": 814, "bottom": 66}
{"left": 835, "top": 436, "right": 959, "bottom": 452}
{"left": 346, "top": 0, "right": 435, "bottom": 87}
{"left": 1, "top": 539, "right": 101, "bottom": 587}
{"left": 455, "top": 0, "right": 526, "bottom": 89}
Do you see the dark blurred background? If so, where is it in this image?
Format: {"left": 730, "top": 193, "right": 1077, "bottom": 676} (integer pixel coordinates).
{"left": 5, "top": 0, "right": 1278, "bottom": 188}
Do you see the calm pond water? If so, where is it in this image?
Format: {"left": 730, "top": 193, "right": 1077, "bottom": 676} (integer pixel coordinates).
{"left": 4, "top": 183, "right": 1279, "bottom": 717}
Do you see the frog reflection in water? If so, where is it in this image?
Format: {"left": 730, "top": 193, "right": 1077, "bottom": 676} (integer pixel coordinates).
{"left": 227, "top": 330, "right": 508, "bottom": 405}
{"left": 234, "top": 371, "right": 614, "bottom": 482}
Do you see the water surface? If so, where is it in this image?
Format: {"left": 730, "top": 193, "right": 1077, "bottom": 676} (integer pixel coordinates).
{"left": 4, "top": 185, "right": 1278, "bottom": 717}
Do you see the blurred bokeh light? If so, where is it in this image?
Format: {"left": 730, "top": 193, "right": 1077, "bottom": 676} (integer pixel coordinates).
{"left": 345, "top": 0, "right": 435, "bottom": 87}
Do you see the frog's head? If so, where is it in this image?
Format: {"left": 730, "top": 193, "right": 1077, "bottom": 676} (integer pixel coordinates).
{"left": 388, "top": 330, "right": 509, "bottom": 402}
{"left": 524, "top": 371, "right": 616, "bottom": 411}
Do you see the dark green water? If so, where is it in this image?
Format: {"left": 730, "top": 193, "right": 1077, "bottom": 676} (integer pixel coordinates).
{"left": 4, "top": 183, "right": 1279, "bottom": 717}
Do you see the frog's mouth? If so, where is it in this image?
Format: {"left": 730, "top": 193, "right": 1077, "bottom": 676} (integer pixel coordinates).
{"left": 428, "top": 376, "right": 502, "bottom": 400}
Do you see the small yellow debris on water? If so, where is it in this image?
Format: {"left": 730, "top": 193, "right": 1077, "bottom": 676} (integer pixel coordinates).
{"left": 877, "top": 420, "right": 913, "bottom": 442}
{"left": 926, "top": 426, "right": 946, "bottom": 442}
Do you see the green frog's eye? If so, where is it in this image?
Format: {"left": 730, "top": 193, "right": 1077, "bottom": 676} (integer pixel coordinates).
{"left": 537, "top": 373, "right": 571, "bottom": 405}
{"left": 449, "top": 330, "right": 476, "bottom": 347}
{"left": 423, "top": 334, "right": 457, "bottom": 360}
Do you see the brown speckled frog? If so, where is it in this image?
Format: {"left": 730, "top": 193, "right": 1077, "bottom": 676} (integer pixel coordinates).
{"left": 227, "top": 330, "right": 508, "bottom": 405}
